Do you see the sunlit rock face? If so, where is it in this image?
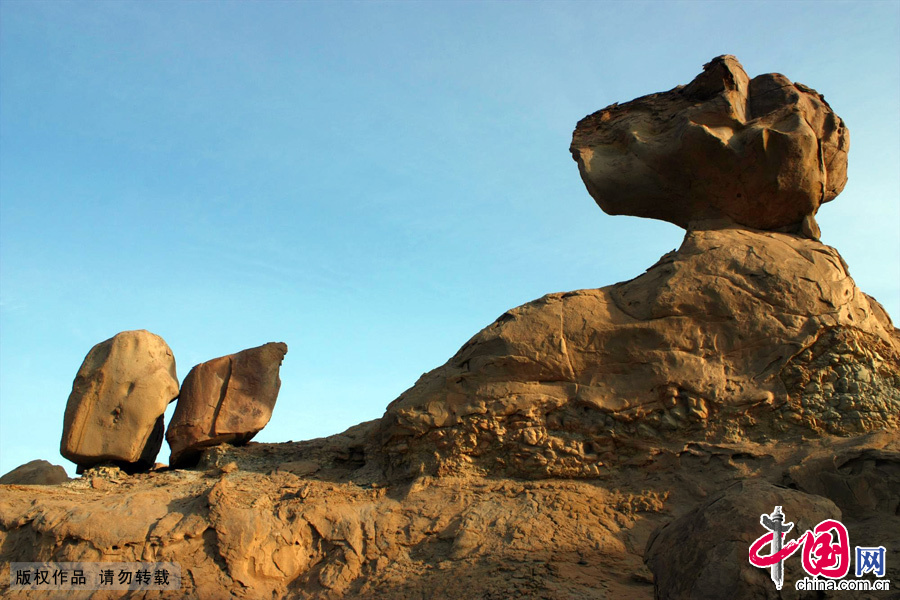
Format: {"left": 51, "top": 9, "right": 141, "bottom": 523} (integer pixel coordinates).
{"left": 60, "top": 330, "right": 179, "bottom": 473}
{"left": 570, "top": 55, "right": 849, "bottom": 238}
{"left": 2, "top": 55, "right": 898, "bottom": 600}
{"left": 377, "top": 227, "right": 900, "bottom": 479}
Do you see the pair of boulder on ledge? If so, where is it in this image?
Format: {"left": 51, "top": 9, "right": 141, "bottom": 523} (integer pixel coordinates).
{"left": 59, "top": 331, "right": 287, "bottom": 472}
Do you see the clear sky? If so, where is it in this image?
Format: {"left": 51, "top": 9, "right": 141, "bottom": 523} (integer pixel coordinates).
{"left": 1, "top": 1, "right": 898, "bottom": 477}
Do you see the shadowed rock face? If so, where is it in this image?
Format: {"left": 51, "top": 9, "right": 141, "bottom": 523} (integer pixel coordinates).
{"left": 570, "top": 55, "right": 849, "bottom": 237}
{"left": 0, "top": 460, "right": 69, "bottom": 485}
{"left": 645, "top": 480, "right": 844, "bottom": 600}
{"left": 166, "top": 342, "right": 288, "bottom": 467}
{"left": 60, "top": 330, "right": 179, "bottom": 472}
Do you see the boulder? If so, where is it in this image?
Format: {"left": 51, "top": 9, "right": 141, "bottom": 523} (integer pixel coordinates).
{"left": 60, "top": 330, "right": 179, "bottom": 472}
{"left": 166, "top": 342, "right": 288, "bottom": 466}
{"left": 570, "top": 55, "right": 849, "bottom": 236}
{"left": 0, "top": 460, "right": 69, "bottom": 485}
{"left": 645, "top": 480, "right": 842, "bottom": 600}
{"left": 784, "top": 444, "right": 900, "bottom": 519}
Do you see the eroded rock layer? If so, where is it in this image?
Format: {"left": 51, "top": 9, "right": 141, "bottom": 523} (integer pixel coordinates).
{"left": 1, "top": 431, "right": 897, "bottom": 599}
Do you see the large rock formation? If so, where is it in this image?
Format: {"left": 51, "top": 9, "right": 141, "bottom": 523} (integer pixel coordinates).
{"left": 378, "top": 226, "right": 899, "bottom": 479}
{"left": 374, "top": 56, "right": 895, "bottom": 480}
{"left": 166, "top": 342, "right": 288, "bottom": 466}
{"left": 570, "top": 55, "right": 849, "bottom": 238}
{"left": 60, "top": 330, "right": 179, "bottom": 472}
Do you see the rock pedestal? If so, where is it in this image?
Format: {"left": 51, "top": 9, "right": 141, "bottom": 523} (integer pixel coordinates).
{"left": 372, "top": 56, "right": 896, "bottom": 481}
{"left": 166, "top": 342, "right": 288, "bottom": 466}
{"left": 377, "top": 226, "right": 899, "bottom": 479}
{"left": 60, "top": 330, "right": 179, "bottom": 472}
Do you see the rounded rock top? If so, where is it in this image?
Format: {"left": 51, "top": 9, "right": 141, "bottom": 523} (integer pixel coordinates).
{"left": 570, "top": 55, "right": 849, "bottom": 237}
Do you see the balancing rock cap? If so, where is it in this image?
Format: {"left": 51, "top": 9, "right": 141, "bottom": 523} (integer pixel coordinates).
{"left": 570, "top": 55, "right": 849, "bottom": 236}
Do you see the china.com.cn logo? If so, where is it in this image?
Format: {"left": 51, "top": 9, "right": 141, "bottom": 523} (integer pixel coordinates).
{"left": 748, "top": 505, "right": 891, "bottom": 593}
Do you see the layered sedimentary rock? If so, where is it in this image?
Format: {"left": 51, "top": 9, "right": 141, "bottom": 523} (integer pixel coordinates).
{"left": 570, "top": 55, "right": 849, "bottom": 237}
{"left": 0, "top": 460, "right": 69, "bottom": 486}
{"left": 166, "top": 342, "right": 288, "bottom": 466}
{"left": 60, "top": 330, "right": 179, "bottom": 472}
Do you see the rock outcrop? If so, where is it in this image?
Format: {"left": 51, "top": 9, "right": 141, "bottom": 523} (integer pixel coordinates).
{"left": 377, "top": 226, "right": 899, "bottom": 479}
{"left": 166, "top": 342, "right": 288, "bottom": 466}
{"left": 0, "top": 460, "right": 69, "bottom": 485}
{"left": 570, "top": 55, "right": 849, "bottom": 237}
{"left": 373, "top": 56, "right": 895, "bottom": 482}
{"left": 1, "top": 431, "right": 897, "bottom": 599}
{"left": 60, "top": 330, "right": 179, "bottom": 472}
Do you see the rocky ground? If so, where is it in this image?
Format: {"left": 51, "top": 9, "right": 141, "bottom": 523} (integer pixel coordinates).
{"left": 2, "top": 422, "right": 898, "bottom": 599}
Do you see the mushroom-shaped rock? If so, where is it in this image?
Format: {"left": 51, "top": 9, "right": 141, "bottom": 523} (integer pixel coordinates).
{"left": 166, "top": 342, "right": 288, "bottom": 467}
{"left": 60, "top": 330, "right": 179, "bottom": 472}
{"left": 0, "top": 460, "right": 70, "bottom": 485}
{"left": 570, "top": 55, "right": 849, "bottom": 236}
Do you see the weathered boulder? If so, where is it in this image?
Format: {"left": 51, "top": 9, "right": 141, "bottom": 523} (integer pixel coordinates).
{"left": 377, "top": 227, "right": 900, "bottom": 478}
{"left": 166, "top": 342, "right": 288, "bottom": 466}
{"left": 784, "top": 445, "right": 900, "bottom": 520}
{"left": 570, "top": 55, "right": 849, "bottom": 237}
{"left": 0, "top": 460, "right": 69, "bottom": 485}
{"left": 645, "top": 480, "right": 842, "bottom": 600}
{"left": 60, "top": 330, "right": 179, "bottom": 472}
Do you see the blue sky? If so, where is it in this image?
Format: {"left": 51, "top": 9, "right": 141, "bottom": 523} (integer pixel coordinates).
{"left": 1, "top": 1, "right": 898, "bottom": 477}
